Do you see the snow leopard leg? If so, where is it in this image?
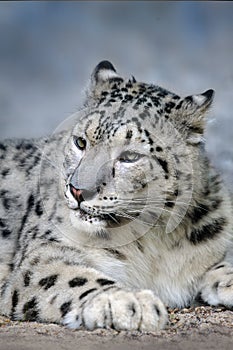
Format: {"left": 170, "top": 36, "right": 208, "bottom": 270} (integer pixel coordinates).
{"left": 199, "top": 251, "right": 233, "bottom": 307}
{"left": 0, "top": 251, "right": 167, "bottom": 331}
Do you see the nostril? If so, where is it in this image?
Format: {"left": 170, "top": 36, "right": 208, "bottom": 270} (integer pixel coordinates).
{"left": 70, "top": 185, "right": 85, "bottom": 203}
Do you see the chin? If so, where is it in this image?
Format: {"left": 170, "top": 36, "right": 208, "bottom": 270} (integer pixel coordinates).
{"left": 70, "top": 209, "right": 108, "bottom": 233}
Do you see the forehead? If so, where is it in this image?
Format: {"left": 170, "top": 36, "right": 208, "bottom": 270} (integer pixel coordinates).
{"left": 74, "top": 82, "right": 180, "bottom": 144}
{"left": 77, "top": 106, "right": 150, "bottom": 144}
{"left": 97, "top": 80, "right": 180, "bottom": 110}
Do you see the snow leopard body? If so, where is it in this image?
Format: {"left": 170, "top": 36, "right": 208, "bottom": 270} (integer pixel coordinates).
{"left": 0, "top": 61, "right": 232, "bottom": 331}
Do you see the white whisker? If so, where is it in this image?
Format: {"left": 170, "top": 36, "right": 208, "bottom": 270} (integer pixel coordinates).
{"left": 117, "top": 210, "right": 161, "bottom": 228}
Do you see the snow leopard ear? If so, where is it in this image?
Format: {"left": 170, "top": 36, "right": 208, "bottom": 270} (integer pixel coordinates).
{"left": 179, "top": 89, "right": 215, "bottom": 144}
{"left": 91, "top": 60, "right": 123, "bottom": 85}
{"left": 84, "top": 61, "right": 123, "bottom": 106}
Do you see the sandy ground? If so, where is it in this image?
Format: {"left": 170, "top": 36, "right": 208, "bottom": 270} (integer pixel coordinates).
{"left": 0, "top": 306, "right": 232, "bottom": 350}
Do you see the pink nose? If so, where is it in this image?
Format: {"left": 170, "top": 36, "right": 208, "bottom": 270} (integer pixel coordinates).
{"left": 70, "top": 185, "right": 84, "bottom": 203}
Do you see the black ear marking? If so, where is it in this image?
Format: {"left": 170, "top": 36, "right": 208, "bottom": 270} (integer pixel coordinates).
{"left": 193, "top": 89, "right": 215, "bottom": 108}
{"left": 131, "top": 75, "right": 137, "bottom": 83}
{"left": 185, "top": 89, "right": 215, "bottom": 109}
{"left": 93, "top": 60, "right": 118, "bottom": 83}
{"left": 199, "top": 89, "right": 214, "bottom": 109}
{"left": 95, "top": 61, "right": 116, "bottom": 74}
{"left": 174, "top": 88, "right": 215, "bottom": 145}
{"left": 202, "top": 89, "right": 214, "bottom": 100}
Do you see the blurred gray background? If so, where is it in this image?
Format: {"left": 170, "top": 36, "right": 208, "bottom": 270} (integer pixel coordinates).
{"left": 0, "top": 1, "right": 232, "bottom": 188}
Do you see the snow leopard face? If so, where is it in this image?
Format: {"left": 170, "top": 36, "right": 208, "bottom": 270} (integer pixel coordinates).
{"left": 62, "top": 61, "right": 214, "bottom": 239}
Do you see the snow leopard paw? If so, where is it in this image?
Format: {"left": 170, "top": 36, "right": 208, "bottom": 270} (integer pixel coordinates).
{"left": 200, "top": 262, "right": 233, "bottom": 307}
{"left": 63, "top": 289, "right": 167, "bottom": 331}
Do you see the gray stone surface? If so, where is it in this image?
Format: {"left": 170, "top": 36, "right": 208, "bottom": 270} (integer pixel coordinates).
{"left": 0, "top": 307, "right": 233, "bottom": 350}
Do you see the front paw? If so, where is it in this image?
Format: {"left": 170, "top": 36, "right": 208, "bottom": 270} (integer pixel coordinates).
{"left": 63, "top": 289, "right": 167, "bottom": 331}
{"left": 134, "top": 290, "right": 167, "bottom": 331}
{"left": 200, "top": 262, "right": 233, "bottom": 307}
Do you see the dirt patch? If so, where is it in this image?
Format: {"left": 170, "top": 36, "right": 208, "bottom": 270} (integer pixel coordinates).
{"left": 0, "top": 306, "right": 232, "bottom": 350}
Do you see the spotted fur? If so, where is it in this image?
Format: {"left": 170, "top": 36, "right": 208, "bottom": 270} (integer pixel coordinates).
{"left": 0, "top": 61, "right": 233, "bottom": 331}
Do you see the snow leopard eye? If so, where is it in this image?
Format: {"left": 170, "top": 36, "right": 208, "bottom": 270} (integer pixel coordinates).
{"left": 73, "top": 136, "right": 86, "bottom": 150}
{"left": 119, "top": 151, "right": 142, "bottom": 163}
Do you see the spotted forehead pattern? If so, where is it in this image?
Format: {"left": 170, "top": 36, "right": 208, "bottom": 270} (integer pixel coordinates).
{"left": 84, "top": 78, "right": 182, "bottom": 145}
{"left": 98, "top": 78, "right": 180, "bottom": 110}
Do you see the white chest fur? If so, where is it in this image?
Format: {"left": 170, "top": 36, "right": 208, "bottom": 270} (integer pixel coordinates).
{"left": 88, "top": 231, "right": 227, "bottom": 308}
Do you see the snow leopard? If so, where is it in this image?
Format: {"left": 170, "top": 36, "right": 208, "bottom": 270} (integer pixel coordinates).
{"left": 0, "top": 60, "right": 232, "bottom": 331}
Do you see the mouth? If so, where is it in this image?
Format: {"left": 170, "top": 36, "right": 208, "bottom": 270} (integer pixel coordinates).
{"left": 76, "top": 207, "right": 122, "bottom": 227}
{"left": 67, "top": 184, "right": 122, "bottom": 226}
